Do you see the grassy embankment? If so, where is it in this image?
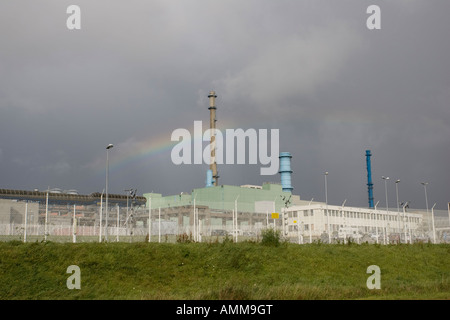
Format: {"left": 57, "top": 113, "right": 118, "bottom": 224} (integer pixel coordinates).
{"left": 0, "top": 240, "right": 449, "bottom": 300}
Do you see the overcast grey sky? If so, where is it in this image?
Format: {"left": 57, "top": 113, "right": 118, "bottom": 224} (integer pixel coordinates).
{"left": 0, "top": 1, "right": 449, "bottom": 210}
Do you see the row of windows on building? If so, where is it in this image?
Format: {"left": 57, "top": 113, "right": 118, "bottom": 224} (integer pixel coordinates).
{"left": 287, "top": 209, "right": 421, "bottom": 224}
{"left": 287, "top": 223, "right": 417, "bottom": 233}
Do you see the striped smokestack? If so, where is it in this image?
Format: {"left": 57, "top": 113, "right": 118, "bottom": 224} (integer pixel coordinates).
{"left": 208, "top": 91, "right": 219, "bottom": 186}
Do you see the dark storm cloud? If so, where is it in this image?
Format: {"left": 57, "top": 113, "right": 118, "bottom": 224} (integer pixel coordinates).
{"left": 0, "top": 1, "right": 449, "bottom": 210}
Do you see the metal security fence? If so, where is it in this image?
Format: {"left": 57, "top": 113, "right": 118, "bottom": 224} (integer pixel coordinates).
{"left": 1, "top": 199, "right": 449, "bottom": 243}
{"left": 0, "top": 223, "right": 179, "bottom": 243}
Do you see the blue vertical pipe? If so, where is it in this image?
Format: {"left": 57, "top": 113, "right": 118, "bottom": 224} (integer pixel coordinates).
{"left": 366, "top": 150, "right": 374, "bottom": 208}
{"left": 279, "top": 152, "right": 293, "bottom": 193}
{"left": 205, "top": 169, "right": 214, "bottom": 187}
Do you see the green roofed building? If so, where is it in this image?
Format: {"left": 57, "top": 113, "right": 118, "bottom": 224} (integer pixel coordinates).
{"left": 143, "top": 183, "right": 304, "bottom": 214}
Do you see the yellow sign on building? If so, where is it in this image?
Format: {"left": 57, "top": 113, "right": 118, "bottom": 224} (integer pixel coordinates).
{"left": 271, "top": 212, "right": 279, "bottom": 219}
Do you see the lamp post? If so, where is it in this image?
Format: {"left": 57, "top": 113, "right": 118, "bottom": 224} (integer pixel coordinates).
{"left": 308, "top": 198, "right": 313, "bottom": 244}
{"left": 395, "top": 179, "right": 401, "bottom": 234}
{"left": 431, "top": 203, "right": 437, "bottom": 244}
{"left": 105, "top": 143, "right": 114, "bottom": 241}
{"left": 448, "top": 202, "right": 450, "bottom": 235}
{"left": 273, "top": 197, "right": 277, "bottom": 229}
{"left": 324, "top": 172, "right": 330, "bottom": 243}
{"left": 402, "top": 201, "right": 409, "bottom": 243}
{"left": 382, "top": 176, "right": 390, "bottom": 244}
{"left": 24, "top": 202, "right": 28, "bottom": 243}
{"left": 45, "top": 189, "right": 49, "bottom": 242}
{"left": 148, "top": 195, "right": 152, "bottom": 243}
{"left": 374, "top": 200, "right": 380, "bottom": 244}
{"left": 99, "top": 190, "right": 104, "bottom": 242}
{"left": 193, "top": 194, "right": 196, "bottom": 241}
{"left": 421, "top": 182, "right": 430, "bottom": 237}
{"left": 382, "top": 176, "right": 390, "bottom": 211}
{"left": 116, "top": 204, "right": 120, "bottom": 242}
{"left": 73, "top": 204, "right": 77, "bottom": 243}
{"left": 234, "top": 195, "right": 240, "bottom": 242}
{"left": 341, "top": 199, "right": 347, "bottom": 244}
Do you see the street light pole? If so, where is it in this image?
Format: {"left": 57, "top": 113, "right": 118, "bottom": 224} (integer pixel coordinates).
{"left": 234, "top": 195, "right": 240, "bottom": 243}
{"left": 24, "top": 202, "right": 28, "bottom": 243}
{"left": 421, "top": 182, "right": 430, "bottom": 234}
{"left": 431, "top": 203, "right": 437, "bottom": 244}
{"left": 341, "top": 199, "right": 347, "bottom": 244}
{"left": 105, "top": 143, "right": 114, "bottom": 241}
{"left": 193, "top": 195, "right": 196, "bottom": 241}
{"left": 45, "top": 189, "right": 49, "bottom": 242}
{"left": 395, "top": 179, "right": 401, "bottom": 234}
{"left": 382, "top": 176, "right": 390, "bottom": 244}
{"left": 374, "top": 200, "right": 380, "bottom": 244}
{"left": 324, "top": 172, "right": 330, "bottom": 243}
{"left": 148, "top": 196, "right": 151, "bottom": 243}
{"left": 402, "top": 201, "right": 409, "bottom": 243}
{"left": 99, "top": 191, "right": 104, "bottom": 242}
{"left": 116, "top": 204, "right": 120, "bottom": 242}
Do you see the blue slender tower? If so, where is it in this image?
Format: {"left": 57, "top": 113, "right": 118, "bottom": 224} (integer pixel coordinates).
{"left": 279, "top": 152, "right": 293, "bottom": 193}
{"left": 366, "top": 150, "right": 374, "bottom": 209}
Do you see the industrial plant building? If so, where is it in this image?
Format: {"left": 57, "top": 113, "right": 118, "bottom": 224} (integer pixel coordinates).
{"left": 0, "top": 90, "right": 448, "bottom": 243}
{"left": 144, "top": 182, "right": 299, "bottom": 236}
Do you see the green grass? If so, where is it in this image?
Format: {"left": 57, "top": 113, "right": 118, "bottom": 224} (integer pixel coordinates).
{"left": 0, "top": 240, "right": 449, "bottom": 300}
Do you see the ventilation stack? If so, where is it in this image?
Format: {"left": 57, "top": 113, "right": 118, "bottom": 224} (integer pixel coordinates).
{"left": 279, "top": 152, "right": 293, "bottom": 193}
{"left": 205, "top": 169, "right": 214, "bottom": 187}
{"left": 208, "top": 91, "right": 219, "bottom": 186}
{"left": 366, "top": 150, "right": 374, "bottom": 209}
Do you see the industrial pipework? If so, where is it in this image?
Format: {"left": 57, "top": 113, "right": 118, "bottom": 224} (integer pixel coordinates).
{"left": 208, "top": 91, "right": 219, "bottom": 186}
{"left": 205, "top": 169, "right": 214, "bottom": 187}
{"left": 279, "top": 152, "right": 293, "bottom": 193}
{"left": 366, "top": 150, "right": 374, "bottom": 209}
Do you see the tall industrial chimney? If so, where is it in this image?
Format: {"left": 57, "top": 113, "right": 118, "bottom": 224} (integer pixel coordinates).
{"left": 366, "top": 150, "right": 374, "bottom": 209}
{"left": 208, "top": 91, "right": 219, "bottom": 186}
{"left": 279, "top": 152, "right": 293, "bottom": 193}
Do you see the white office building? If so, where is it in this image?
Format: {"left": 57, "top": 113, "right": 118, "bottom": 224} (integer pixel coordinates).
{"left": 282, "top": 203, "right": 424, "bottom": 244}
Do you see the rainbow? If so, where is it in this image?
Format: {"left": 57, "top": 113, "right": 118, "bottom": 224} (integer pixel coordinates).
{"left": 100, "top": 117, "right": 246, "bottom": 175}
{"left": 109, "top": 133, "right": 177, "bottom": 173}
{"left": 101, "top": 113, "right": 377, "bottom": 175}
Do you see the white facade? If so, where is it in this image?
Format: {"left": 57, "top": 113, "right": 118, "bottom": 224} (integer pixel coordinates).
{"left": 282, "top": 204, "right": 423, "bottom": 243}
